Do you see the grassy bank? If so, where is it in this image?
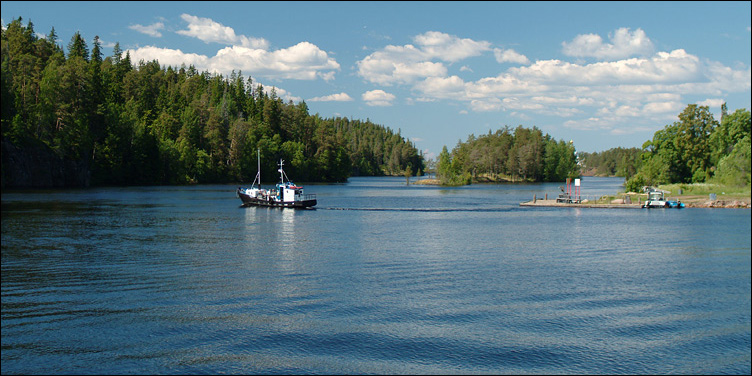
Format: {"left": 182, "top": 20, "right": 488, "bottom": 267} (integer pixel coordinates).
{"left": 654, "top": 183, "right": 750, "bottom": 207}
{"left": 538, "top": 182, "right": 750, "bottom": 208}
{"left": 596, "top": 182, "right": 751, "bottom": 208}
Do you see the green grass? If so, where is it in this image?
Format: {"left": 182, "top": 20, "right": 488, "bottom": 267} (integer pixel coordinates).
{"left": 657, "top": 182, "right": 751, "bottom": 197}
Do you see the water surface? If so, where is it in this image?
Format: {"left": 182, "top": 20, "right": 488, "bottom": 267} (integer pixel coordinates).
{"left": 2, "top": 177, "right": 750, "bottom": 374}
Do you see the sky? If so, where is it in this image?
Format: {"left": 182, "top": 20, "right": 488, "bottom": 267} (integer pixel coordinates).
{"left": 2, "top": 1, "right": 750, "bottom": 159}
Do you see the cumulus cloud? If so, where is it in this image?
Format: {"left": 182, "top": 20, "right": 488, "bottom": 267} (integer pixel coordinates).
{"left": 127, "top": 45, "right": 209, "bottom": 67}
{"left": 126, "top": 15, "right": 340, "bottom": 81}
{"left": 413, "top": 76, "right": 467, "bottom": 98}
{"left": 176, "top": 14, "right": 269, "bottom": 49}
{"left": 470, "top": 98, "right": 503, "bottom": 112}
{"left": 413, "top": 31, "right": 492, "bottom": 62}
{"left": 696, "top": 98, "right": 727, "bottom": 108}
{"left": 494, "top": 48, "right": 530, "bottom": 65}
{"left": 308, "top": 92, "right": 354, "bottom": 102}
{"left": 129, "top": 22, "right": 165, "bottom": 37}
{"left": 208, "top": 42, "right": 340, "bottom": 80}
{"left": 353, "top": 26, "right": 748, "bottom": 138}
{"left": 409, "top": 44, "right": 747, "bottom": 133}
{"left": 562, "top": 27, "right": 654, "bottom": 60}
{"left": 357, "top": 56, "right": 447, "bottom": 86}
{"left": 357, "top": 31, "right": 490, "bottom": 85}
{"left": 265, "top": 86, "right": 302, "bottom": 103}
{"left": 362, "top": 90, "right": 396, "bottom": 106}
{"left": 510, "top": 49, "right": 702, "bottom": 85}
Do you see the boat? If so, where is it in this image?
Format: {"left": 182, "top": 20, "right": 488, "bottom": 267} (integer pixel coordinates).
{"left": 642, "top": 188, "right": 684, "bottom": 209}
{"left": 237, "top": 151, "right": 317, "bottom": 209}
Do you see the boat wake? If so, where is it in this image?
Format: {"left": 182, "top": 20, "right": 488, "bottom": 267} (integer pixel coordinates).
{"left": 319, "top": 207, "right": 515, "bottom": 213}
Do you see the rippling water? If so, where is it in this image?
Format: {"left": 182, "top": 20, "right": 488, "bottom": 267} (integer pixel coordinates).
{"left": 2, "top": 177, "right": 750, "bottom": 374}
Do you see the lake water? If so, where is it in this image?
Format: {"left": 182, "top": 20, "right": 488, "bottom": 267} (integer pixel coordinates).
{"left": 2, "top": 177, "right": 750, "bottom": 374}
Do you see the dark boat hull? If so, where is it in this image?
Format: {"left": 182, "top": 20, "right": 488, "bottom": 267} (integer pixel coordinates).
{"left": 237, "top": 189, "right": 316, "bottom": 208}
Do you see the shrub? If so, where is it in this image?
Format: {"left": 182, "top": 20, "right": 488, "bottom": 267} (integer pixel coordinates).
{"left": 625, "top": 174, "right": 646, "bottom": 193}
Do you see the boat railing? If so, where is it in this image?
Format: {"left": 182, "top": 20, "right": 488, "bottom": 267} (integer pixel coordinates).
{"left": 299, "top": 193, "right": 317, "bottom": 201}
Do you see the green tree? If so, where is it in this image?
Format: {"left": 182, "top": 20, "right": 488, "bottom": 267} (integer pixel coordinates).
{"left": 67, "top": 31, "right": 88, "bottom": 61}
{"left": 710, "top": 107, "right": 751, "bottom": 166}
{"left": 712, "top": 135, "right": 751, "bottom": 186}
{"left": 674, "top": 104, "right": 717, "bottom": 182}
{"left": 2, "top": 20, "right": 424, "bottom": 187}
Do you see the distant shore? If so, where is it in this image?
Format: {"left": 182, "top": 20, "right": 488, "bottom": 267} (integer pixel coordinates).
{"left": 411, "top": 177, "right": 750, "bottom": 209}
{"left": 520, "top": 193, "right": 750, "bottom": 209}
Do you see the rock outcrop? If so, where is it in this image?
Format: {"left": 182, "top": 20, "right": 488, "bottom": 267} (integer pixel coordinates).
{"left": 689, "top": 200, "right": 751, "bottom": 208}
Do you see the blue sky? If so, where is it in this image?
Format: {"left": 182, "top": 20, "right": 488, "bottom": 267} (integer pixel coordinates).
{"left": 2, "top": 1, "right": 750, "bottom": 158}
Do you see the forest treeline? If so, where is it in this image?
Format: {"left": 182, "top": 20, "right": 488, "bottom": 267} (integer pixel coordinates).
{"left": 435, "top": 126, "right": 579, "bottom": 185}
{"left": 1, "top": 18, "right": 423, "bottom": 187}
{"left": 577, "top": 147, "right": 642, "bottom": 178}
{"left": 578, "top": 104, "right": 750, "bottom": 192}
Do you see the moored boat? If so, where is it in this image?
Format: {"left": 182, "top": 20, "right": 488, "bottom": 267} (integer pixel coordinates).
{"left": 237, "top": 151, "right": 317, "bottom": 209}
{"left": 642, "top": 188, "right": 684, "bottom": 209}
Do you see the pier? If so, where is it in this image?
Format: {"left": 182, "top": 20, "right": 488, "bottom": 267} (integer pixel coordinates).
{"left": 520, "top": 178, "right": 642, "bottom": 208}
{"left": 519, "top": 198, "right": 641, "bottom": 209}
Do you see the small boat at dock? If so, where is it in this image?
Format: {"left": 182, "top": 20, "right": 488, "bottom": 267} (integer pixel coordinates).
{"left": 642, "top": 188, "right": 684, "bottom": 209}
{"left": 237, "top": 151, "right": 317, "bottom": 209}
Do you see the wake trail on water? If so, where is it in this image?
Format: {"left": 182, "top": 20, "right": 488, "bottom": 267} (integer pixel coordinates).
{"left": 318, "top": 207, "right": 516, "bottom": 213}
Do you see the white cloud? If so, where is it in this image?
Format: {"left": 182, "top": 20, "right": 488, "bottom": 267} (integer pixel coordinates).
{"left": 562, "top": 27, "right": 654, "bottom": 60}
{"left": 362, "top": 90, "right": 396, "bottom": 106}
{"left": 502, "top": 97, "right": 544, "bottom": 111}
{"left": 407, "top": 43, "right": 748, "bottom": 135}
{"left": 129, "top": 22, "right": 164, "bottom": 38}
{"left": 531, "top": 95, "right": 594, "bottom": 106}
{"left": 642, "top": 101, "right": 684, "bottom": 115}
{"left": 352, "top": 26, "right": 748, "bottom": 139}
{"left": 308, "top": 92, "right": 354, "bottom": 102}
{"left": 263, "top": 86, "right": 301, "bottom": 103}
{"left": 510, "top": 49, "right": 702, "bottom": 85}
{"left": 127, "top": 45, "right": 208, "bottom": 67}
{"left": 127, "top": 41, "right": 340, "bottom": 80}
{"left": 413, "top": 31, "right": 492, "bottom": 62}
{"left": 493, "top": 48, "right": 530, "bottom": 65}
{"left": 208, "top": 42, "right": 340, "bottom": 80}
{"left": 696, "top": 98, "right": 726, "bottom": 108}
{"left": 357, "top": 50, "right": 447, "bottom": 85}
{"left": 470, "top": 98, "right": 503, "bottom": 112}
{"left": 357, "top": 31, "right": 490, "bottom": 85}
{"left": 176, "top": 14, "right": 268, "bottom": 49}
{"left": 413, "top": 76, "right": 466, "bottom": 98}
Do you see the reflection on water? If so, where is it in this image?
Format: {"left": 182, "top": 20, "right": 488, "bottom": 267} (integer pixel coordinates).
{"left": 2, "top": 178, "right": 750, "bottom": 374}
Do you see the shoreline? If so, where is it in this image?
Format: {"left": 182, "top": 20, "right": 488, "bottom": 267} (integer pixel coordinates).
{"left": 410, "top": 178, "right": 750, "bottom": 209}
{"left": 520, "top": 196, "right": 750, "bottom": 209}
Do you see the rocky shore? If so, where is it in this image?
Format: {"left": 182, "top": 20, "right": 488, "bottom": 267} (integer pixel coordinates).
{"left": 634, "top": 194, "right": 750, "bottom": 208}
{"left": 685, "top": 199, "right": 750, "bottom": 208}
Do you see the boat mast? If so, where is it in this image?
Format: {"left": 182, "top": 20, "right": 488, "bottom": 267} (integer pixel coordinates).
{"left": 252, "top": 149, "right": 261, "bottom": 188}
